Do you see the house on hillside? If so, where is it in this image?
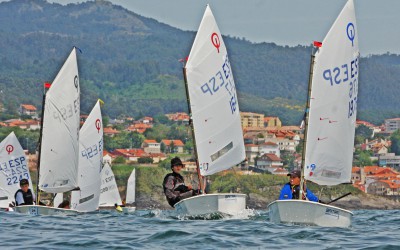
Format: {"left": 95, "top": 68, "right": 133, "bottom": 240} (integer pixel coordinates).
{"left": 161, "top": 139, "right": 185, "bottom": 153}
{"left": 142, "top": 139, "right": 161, "bottom": 154}
{"left": 112, "top": 148, "right": 148, "bottom": 162}
{"left": 264, "top": 116, "right": 282, "bottom": 128}
{"left": 385, "top": 118, "right": 400, "bottom": 133}
{"left": 259, "top": 141, "right": 280, "bottom": 157}
{"left": 7, "top": 119, "right": 40, "bottom": 130}
{"left": 103, "top": 150, "right": 115, "bottom": 164}
{"left": 245, "top": 144, "right": 259, "bottom": 163}
{"left": 379, "top": 153, "right": 400, "bottom": 169}
{"left": 103, "top": 127, "right": 120, "bottom": 137}
{"left": 165, "top": 112, "right": 190, "bottom": 124}
{"left": 256, "top": 153, "right": 283, "bottom": 171}
{"left": 19, "top": 104, "right": 37, "bottom": 117}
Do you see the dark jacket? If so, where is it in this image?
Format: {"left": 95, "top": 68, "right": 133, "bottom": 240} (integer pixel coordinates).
{"left": 14, "top": 189, "right": 34, "bottom": 206}
{"left": 279, "top": 183, "right": 319, "bottom": 202}
{"left": 163, "top": 172, "right": 194, "bottom": 207}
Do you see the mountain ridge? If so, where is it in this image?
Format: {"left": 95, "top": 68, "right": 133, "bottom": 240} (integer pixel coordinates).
{"left": 0, "top": 0, "right": 399, "bottom": 125}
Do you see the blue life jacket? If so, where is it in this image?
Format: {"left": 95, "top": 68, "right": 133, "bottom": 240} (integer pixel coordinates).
{"left": 279, "top": 183, "right": 319, "bottom": 202}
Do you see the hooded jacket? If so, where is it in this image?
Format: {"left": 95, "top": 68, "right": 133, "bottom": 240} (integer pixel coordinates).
{"left": 163, "top": 172, "right": 194, "bottom": 207}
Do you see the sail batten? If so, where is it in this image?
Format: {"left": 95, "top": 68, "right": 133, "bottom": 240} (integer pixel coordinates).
{"left": 185, "top": 5, "right": 245, "bottom": 176}
{"left": 304, "top": 0, "right": 359, "bottom": 186}
{"left": 39, "top": 48, "right": 80, "bottom": 193}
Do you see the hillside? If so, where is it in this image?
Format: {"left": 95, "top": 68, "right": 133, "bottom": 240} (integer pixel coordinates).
{"left": 0, "top": 0, "right": 399, "bottom": 124}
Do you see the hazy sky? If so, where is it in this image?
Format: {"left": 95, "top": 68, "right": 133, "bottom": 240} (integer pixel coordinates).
{"left": 13, "top": 0, "right": 400, "bottom": 55}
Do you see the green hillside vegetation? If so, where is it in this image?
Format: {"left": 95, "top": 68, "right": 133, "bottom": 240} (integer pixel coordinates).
{"left": 0, "top": 0, "right": 399, "bottom": 125}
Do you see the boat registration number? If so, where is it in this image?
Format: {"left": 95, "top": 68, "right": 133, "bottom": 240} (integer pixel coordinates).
{"left": 325, "top": 208, "right": 339, "bottom": 219}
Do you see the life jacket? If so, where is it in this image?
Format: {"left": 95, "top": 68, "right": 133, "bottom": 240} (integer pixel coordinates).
{"left": 14, "top": 189, "right": 34, "bottom": 206}
{"left": 163, "top": 172, "right": 187, "bottom": 193}
{"left": 291, "top": 184, "right": 300, "bottom": 200}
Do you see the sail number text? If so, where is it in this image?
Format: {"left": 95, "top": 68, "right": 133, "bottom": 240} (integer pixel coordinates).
{"left": 0, "top": 156, "right": 30, "bottom": 186}
{"left": 53, "top": 96, "right": 80, "bottom": 123}
{"left": 322, "top": 57, "right": 359, "bottom": 118}
{"left": 81, "top": 138, "right": 103, "bottom": 160}
{"left": 200, "top": 55, "right": 238, "bottom": 114}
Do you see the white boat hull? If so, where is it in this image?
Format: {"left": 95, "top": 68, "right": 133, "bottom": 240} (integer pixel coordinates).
{"left": 267, "top": 200, "right": 353, "bottom": 228}
{"left": 13, "top": 205, "right": 79, "bottom": 215}
{"left": 122, "top": 206, "right": 136, "bottom": 214}
{"left": 174, "top": 193, "right": 246, "bottom": 217}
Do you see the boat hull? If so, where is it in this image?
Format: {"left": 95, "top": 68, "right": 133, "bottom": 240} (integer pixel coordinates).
{"left": 13, "top": 205, "right": 79, "bottom": 215}
{"left": 122, "top": 207, "right": 136, "bottom": 214}
{"left": 174, "top": 193, "right": 246, "bottom": 217}
{"left": 267, "top": 200, "right": 353, "bottom": 228}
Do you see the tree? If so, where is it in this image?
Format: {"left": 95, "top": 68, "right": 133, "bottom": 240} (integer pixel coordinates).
{"left": 390, "top": 129, "right": 400, "bottom": 155}
{"left": 138, "top": 157, "right": 153, "bottom": 164}
{"left": 113, "top": 156, "right": 126, "bottom": 164}
{"left": 354, "top": 150, "right": 373, "bottom": 167}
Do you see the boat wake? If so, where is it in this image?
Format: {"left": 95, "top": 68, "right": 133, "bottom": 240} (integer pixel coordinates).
{"left": 137, "top": 208, "right": 258, "bottom": 220}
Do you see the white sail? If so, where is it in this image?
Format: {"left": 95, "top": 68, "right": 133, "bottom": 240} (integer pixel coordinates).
{"left": 99, "top": 163, "right": 122, "bottom": 207}
{"left": 39, "top": 48, "right": 80, "bottom": 193}
{"left": 304, "top": 0, "right": 359, "bottom": 186}
{"left": 71, "top": 101, "right": 103, "bottom": 212}
{"left": 53, "top": 193, "right": 63, "bottom": 208}
{"left": 185, "top": 5, "right": 245, "bottom": 176}
{"left": 125, "top": 169, "right": 135, "bottom": 204}
{"left": 0, "top": 132, "right": 34, "bottom": 207}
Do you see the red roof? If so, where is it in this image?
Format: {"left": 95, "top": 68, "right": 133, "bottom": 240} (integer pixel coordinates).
{"left": 161, "top": 139, "right": 184, "bottom": 146}
{"left": 104, "top": 127, "right": 120, "bottom": 134}
{"left": 144, "top": 139, "right": 157, "bottom": 144}
{"left": 381, "top": 180, "right": 400, "bottom": 189}
{"left": 113, "top": 148, "right": 148, "bottom": 158}
{"left": 262, "top": 141, "right": 277, "bottom": 146}
{"left": 21, "top": 104, "right": 37, "bottom": 111}
{"left": 364, "top": 166, "right": 384, "bottom": 175}
{"left": 261, "top": 153, "right": 282, "bottom": 162}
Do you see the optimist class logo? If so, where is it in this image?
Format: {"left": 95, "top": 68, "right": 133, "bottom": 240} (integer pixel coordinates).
{"left": 6, "top": 145, "right": 14, "bottom": 155}
{"left": 211, "top": 33, "right": 221, "bottom": 53}
{"left": 346, "top": 23, "right": 355, "bottom": 47}
{"left": 95, "top": 119, "right": 101, "bottom": 133}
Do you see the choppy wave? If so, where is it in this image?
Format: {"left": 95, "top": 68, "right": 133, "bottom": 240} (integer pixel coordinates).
{"left": 1, "top": 210, "right": 400, "bottom": 249}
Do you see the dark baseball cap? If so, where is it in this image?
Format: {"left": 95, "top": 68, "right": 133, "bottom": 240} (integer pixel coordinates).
{"left": 287, "top": 170, "right": 301, "bottom": 178}
{"left": 20, "top": 179, "right": 29, "bottom": 186}
{"left": 171, "top": 157, "right": 185, "bottom": 168}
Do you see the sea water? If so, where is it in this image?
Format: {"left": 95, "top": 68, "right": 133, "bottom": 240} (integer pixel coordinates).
{"left": 1, "top": 209, "right": 399, "bottom": 249}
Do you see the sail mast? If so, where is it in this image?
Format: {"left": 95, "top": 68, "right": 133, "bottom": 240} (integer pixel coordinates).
{"left": 35, "top": 84, "right": 48, "bottom": 204}
{"left": 182, "top": 67, "right": 204, "bottom": 193}
{"left": 299, "top": 46, "right": 316, "bottom": 200}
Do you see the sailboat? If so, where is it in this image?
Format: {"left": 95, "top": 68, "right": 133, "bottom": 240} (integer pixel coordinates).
{"left": 70, "top": 100, "right": 103, "bottom": 212}
{"left": 99, "top": 162, "right": 122, "bottom": 208}
{"left": 0, "top": 132, "right": 34, "bottom": 209}
{"left": 268, "top": 0, "right": 359, "bottom": 227}
{"left": 175, "top": 5, "right": 246, "bottom": 216}
{"left": 122, "top": 168, "right": 136, "bottom": 213}
{"left": 14, "top": 47, "right": 81, "bottom": 215}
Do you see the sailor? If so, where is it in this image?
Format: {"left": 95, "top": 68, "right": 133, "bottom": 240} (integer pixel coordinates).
{"left": 162, "top": 157, "right": 198, "bottom": 207}
{"left": 279, "top": 170, "right": 319, "bottom": 202}
{"left": 58, "top": 200, "right": 70, "bottom": 209}
{"left": 14, "top": 179, "right": 35, "bottom": 206}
